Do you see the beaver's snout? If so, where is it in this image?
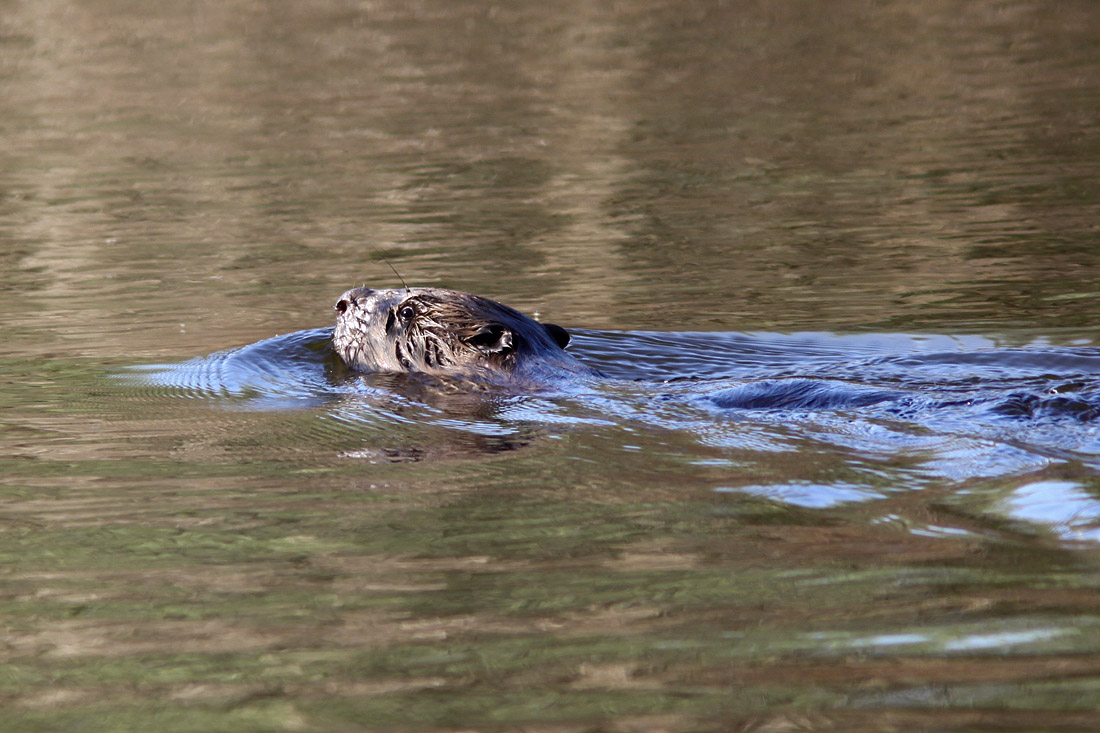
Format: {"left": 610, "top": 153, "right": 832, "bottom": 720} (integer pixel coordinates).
{"left": 334, "top": 287, "right": 375, "bottom": 313}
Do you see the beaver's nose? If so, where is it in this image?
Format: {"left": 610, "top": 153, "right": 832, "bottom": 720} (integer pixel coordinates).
{"left": 334, "top": 287, "right": 374, "bottom": 313}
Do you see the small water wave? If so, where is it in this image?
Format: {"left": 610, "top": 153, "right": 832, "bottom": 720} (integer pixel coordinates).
{"left": 115, "top": 328, "right": 340, "bottom": 409}
{"left": 706, "top": 378, "right": 898, "bottom": 411}
{"left": 569, "top": 330, "right": 1003, "bottom": 381}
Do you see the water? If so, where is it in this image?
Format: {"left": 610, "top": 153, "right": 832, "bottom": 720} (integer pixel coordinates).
{"left": 6, "top": 1, "right": 1100, "bottom": 731}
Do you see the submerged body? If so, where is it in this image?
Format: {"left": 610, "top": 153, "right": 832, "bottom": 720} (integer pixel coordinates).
{"left": 332, "top": 286, "right": 601, "bottom": 387}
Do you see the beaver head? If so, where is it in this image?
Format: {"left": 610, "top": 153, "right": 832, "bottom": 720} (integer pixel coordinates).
{"left": 332, "top": 286, "right": 592, "bottom": 384}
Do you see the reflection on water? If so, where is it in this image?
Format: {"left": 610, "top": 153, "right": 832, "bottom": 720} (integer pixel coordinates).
{"left": 1004, "top": 481, "right": 1100, "bottom": 543}
{"left": 6, "top": 0, "right": 1100, "bottom": 730}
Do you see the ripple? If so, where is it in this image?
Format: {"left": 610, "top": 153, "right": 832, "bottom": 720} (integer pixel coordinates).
{"left": 111, "top": 326, "right": 1100, "bottom": 475}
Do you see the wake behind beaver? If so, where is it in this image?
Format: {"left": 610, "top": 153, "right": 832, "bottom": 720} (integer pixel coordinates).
{"left": 118, "top": 285, "right": 1100, "bottom": 476}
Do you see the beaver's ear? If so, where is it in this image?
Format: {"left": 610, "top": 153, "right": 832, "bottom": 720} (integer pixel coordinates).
{"left": 543, "top": 323, "right": 570, "bottom": 349}
{"left": 466, "top": 323, "right": 514, "bottom": 354}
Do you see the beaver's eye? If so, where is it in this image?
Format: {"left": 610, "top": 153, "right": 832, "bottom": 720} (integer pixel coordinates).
{"left": 398, "top": 305, "right": 416, "bottom": 322}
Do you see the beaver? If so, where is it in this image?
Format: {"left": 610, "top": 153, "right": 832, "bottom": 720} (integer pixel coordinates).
{"left": 332, "top": 286, "right": 602, "bottom": 387}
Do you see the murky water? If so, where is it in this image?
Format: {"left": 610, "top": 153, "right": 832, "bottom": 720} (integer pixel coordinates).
{"left": 6, "top": 1, "right": 1100, "bottom": 731}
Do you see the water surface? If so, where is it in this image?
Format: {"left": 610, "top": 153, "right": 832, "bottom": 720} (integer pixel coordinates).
{"left": 5, "top": 1, "right": 1100, "bottom": 731}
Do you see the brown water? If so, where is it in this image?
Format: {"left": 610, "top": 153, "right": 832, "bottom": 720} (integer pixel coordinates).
{"left": 6, "top": 1, "right": 1100, "bottom": 731}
